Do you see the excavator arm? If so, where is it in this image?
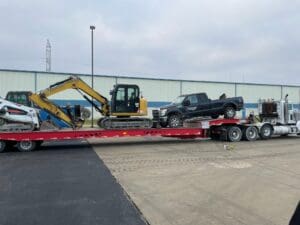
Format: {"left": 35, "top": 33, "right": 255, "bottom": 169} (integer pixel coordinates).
{"left": 29, "top": 76, "right": 110, "bottom": 128}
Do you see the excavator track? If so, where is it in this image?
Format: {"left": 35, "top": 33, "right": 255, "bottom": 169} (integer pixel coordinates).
{"left": 98, "top": 117, "right": 153, "bottom": 129}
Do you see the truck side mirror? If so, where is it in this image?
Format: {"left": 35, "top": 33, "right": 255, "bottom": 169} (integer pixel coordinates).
{"left": 183, "top": 100, "right": 190, "bottom": 106}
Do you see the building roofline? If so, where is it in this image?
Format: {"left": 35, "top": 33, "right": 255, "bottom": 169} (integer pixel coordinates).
{"left": 0, "top": 68, "right": 299, "bottom": 88}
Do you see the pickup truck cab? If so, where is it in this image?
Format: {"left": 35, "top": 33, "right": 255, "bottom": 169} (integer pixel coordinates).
{"left": 159, "top": 92, "right": 244, "bottom": 127}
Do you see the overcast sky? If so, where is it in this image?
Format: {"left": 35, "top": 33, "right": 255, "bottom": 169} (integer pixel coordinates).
{"left": 1, "top": 0, "right": 300, "bottom": 85}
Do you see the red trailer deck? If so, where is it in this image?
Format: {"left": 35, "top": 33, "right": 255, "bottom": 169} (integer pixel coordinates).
{"left": 0, "top": 118, "right": 260, "bottom": 152}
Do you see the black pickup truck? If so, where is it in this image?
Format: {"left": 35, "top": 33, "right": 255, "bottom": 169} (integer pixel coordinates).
{"left": 157, "top": 93, "right": 244, "bottom": 127}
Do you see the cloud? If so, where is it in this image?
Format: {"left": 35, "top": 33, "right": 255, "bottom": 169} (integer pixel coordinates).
{"left": 0, "top": 0, "right": 300, "bottom": 85}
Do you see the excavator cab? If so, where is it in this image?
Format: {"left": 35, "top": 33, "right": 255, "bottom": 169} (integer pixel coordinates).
{"left": 110, "top": 84, "right": 147, "bottom": 116}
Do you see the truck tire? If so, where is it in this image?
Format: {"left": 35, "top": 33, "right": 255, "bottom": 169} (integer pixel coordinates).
{"left": 224, "top": 106, "right": 236, "bottom": 119}
{"left": 242, "top": 126, "right": 258, "bottom": 141}
{"left": 0, "top": 141, "right": 6, "bottom": 153}
{"left": 259, "top": 124, "right": 273, "bottom": 140}
{"left": 17, "top": 141, "right": 37, "bottom": 152}
{"left": 168, "top": 114, "right": 182, "bottom": 128}
{"left": 227, "top": 126, "right": 242, "bottom": 142}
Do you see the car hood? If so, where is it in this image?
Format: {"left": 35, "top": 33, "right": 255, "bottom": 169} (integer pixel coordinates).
{"left": 160, "top": 103, "right": 180, "bottom": 109}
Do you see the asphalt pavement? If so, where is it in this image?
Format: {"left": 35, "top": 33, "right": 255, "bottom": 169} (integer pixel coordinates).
{"left": 0, "top": 140, "right": 147, "bottom": 225}
{"left": 92, "top": 136, "right": 300, "bottom": 225}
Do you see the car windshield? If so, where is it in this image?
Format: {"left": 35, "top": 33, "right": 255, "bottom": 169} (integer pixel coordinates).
{"left": 172, "top": 96, "right": 185, "bottom": 104}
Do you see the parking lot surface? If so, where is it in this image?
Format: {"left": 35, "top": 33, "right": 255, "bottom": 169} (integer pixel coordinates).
{"left": 92, "top": 136, "right": 300, "bottom": 225}
{"left": 0, "top": 140, "right": 147, "bottom": 225}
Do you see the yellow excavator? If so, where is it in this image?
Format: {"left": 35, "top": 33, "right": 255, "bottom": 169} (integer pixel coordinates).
{"left": 29, "top": 76, "right": 152, "bottom": 129}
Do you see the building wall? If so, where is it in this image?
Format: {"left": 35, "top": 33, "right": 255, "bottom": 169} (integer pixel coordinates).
{"left": 1, "top": 69, "right": 300, "bottom": 118}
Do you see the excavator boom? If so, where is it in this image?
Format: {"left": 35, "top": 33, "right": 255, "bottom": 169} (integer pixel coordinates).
{"left": 41, "top": 77, "right": 110, "bottom": 116}
{"left": 29, "top": 76, "right": 110, "bottom": 128}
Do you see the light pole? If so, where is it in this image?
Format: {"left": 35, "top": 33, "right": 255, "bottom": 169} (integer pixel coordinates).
{"left": 90, "top": 25, "right": 95, "bottom": 128}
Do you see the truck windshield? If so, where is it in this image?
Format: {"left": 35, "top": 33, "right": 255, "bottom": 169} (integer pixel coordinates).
{"left": 172, "top": 96, "right": 185, "bottom": 104}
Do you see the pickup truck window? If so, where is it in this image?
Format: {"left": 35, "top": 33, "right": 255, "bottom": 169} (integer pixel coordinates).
{"left": 173, "top": 96, "right": 185, "bottom": 104}
{"left": 198, "top": 94, "right": 209, "bottom": 103}
{"left": 186, "top": 95, "right": 198, "bottom": 104}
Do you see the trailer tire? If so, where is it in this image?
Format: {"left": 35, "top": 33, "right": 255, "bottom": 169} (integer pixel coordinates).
{"left": 259, "top": 124, "right": 273, "bottom": 140}
{"left": 0, "top": 141, "right": 6, "bottom": 153}
{"left": 242, "top": 126, "right": 258, "bottom": 141}
{"left": 17, "top": 141, "right": 36, "bottom": 152}
{"left": 227, "top": 126, "right": 242, "bottom": 142}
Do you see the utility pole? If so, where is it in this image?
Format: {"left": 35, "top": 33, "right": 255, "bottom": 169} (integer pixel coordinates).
{"left": 90, "top": 25, "right": 95, "bottom": 128}
{"left": 46, "top": 39, "right": 51, "bottom": 72}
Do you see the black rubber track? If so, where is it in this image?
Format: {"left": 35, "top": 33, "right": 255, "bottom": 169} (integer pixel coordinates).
{"left": 0, "top": 140, "right": 147, "bottom": 225}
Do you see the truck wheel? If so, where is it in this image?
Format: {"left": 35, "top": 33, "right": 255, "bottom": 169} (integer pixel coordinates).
{"left": 0, "top": 141, "right": 6, "bottom": 153}
{"left": 259, "top": 124, "right": 273, "bottom": 140}
{"left": 168, "top": 114, "right": 182, "bottom": 128}
{"left": 227, "top": 126, "right": 242, "bottom": 142}
{"left": 17, "top": 141, "right": 37, "bottom": 152}
{"left": 243, "top": 126, "right": 258, "bottom": 141}
{"left": 224, "top": 106, "right": 236, "bottom": 119}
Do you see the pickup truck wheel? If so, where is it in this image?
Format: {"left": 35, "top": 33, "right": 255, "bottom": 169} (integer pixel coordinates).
{"left": 242, "top": 126, "right": 258, "bottom": 141}
{"left": 227, "top": 126, "right": 242, "bottom": 142}
{"left": 0, "top": 141, "right": 6, "bottom": 153}
{"left": 17, "top": 141, "right": 36, "bottom": 152}
{"left": 224, "top": 106, "right": 236, "bottom": 119}
{"left": 168, "top": 114, "right": 182, "bottom": 128}
{"left": 259, "top": 124, "right": 273, "bottom": 140}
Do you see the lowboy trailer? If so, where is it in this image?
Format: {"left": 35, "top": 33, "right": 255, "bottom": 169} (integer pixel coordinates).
{"left": 1, "top": 117, "right": 299, "bottom": 153}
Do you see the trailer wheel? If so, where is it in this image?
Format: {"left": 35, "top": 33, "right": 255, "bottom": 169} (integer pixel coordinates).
{"left": 17, "top": 141, "right": 37, "bottom": 152}
{"left": 259, "top": 124, "right": 273, "bottom": 140}
{"left": 227, "top": 126, "right": 242, "bottom": 142}
{"left": 0, "top": 141, "right": 6, "bottom": 153}
{"left": 243, "top": 126, "right": 258, "bottom": 141}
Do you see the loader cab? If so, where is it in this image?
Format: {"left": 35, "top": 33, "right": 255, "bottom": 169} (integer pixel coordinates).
{"left": 5, "top": 91, "right": 33, "bottom": 107}
{"left": 110, "top": 84, "right": 140, "bottom": 114}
